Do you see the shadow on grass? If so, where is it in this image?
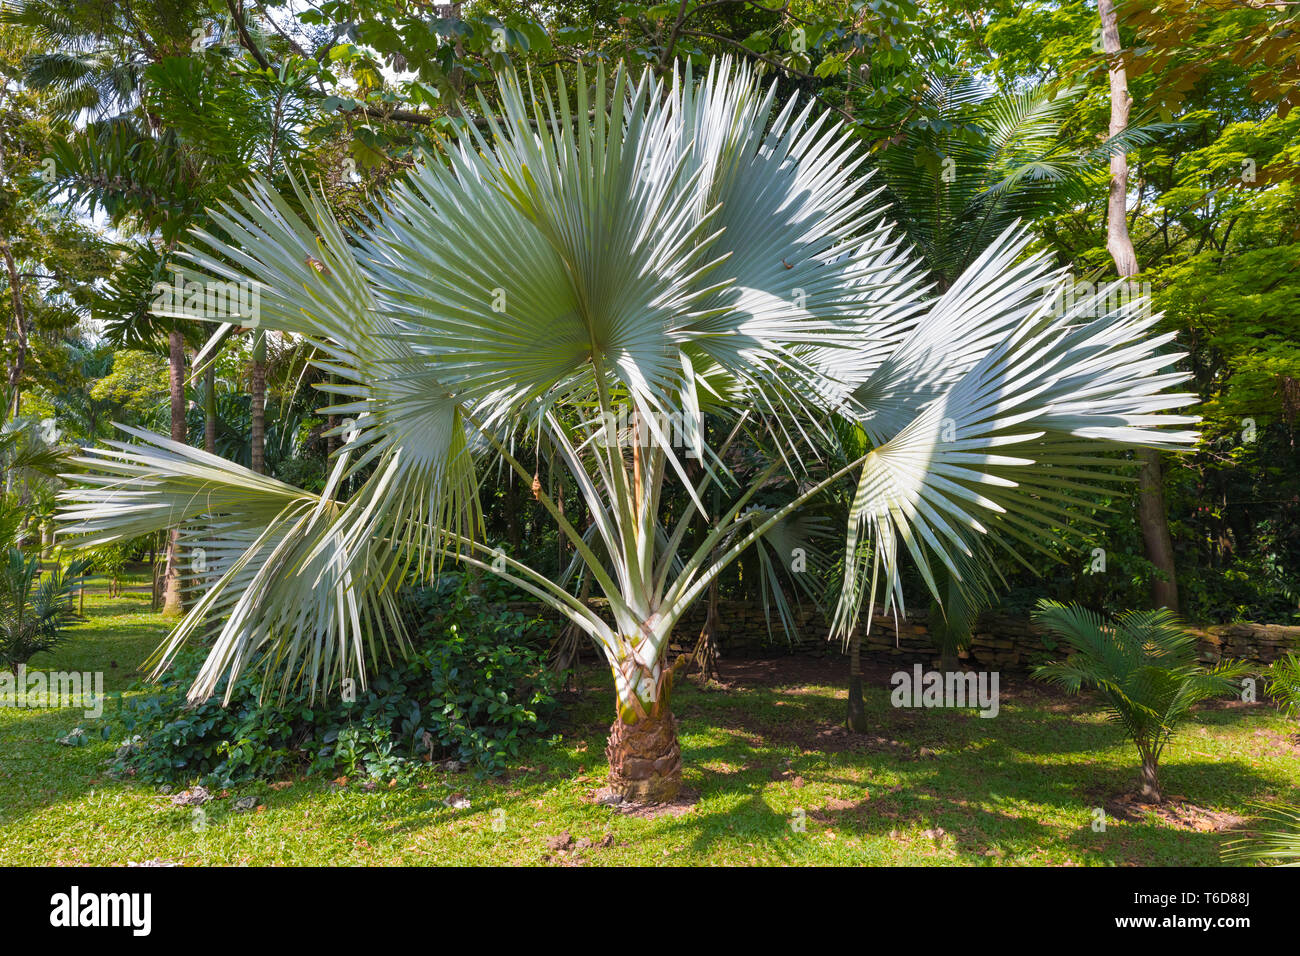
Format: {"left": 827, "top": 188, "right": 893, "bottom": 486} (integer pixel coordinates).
{"left": 2, "top": 653, "right": 1294, "bottom": 866}
{"left": 544, "top": 664, "right": 1294, "bottom": 865}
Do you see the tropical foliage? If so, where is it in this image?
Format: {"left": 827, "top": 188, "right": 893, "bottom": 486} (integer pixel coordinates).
{"left": 1263, "top": 651, "right": 1300, "bottom": 720}
{"left": 57, "top": 58, "right": 1198, "bottom": 800}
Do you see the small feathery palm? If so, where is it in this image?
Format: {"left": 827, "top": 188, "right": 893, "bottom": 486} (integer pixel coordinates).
{"left": 58, "top": 61, "right": 1199, "bottom": 799}
{"left": 1264, "top": 651, "right": 1300, "bottom": 719}
{"left": 0, "top": 549, "right": 85, "bottom": 671}
{"left": 1033, "top": 600, "right": 1244, "bottom": 801}
{"left": 874, "top": 74, "right": 1165, "bottom": 287}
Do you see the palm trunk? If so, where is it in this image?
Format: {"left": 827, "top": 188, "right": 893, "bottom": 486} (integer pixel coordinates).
{"left": 550, "top": 574, "right": 590, "bottom": 692}
{"left": 505, "top": 476, "right": 522, "bottom": 552}
{"left": 935, "top": 599, "right": 961, "bottom": 671}
{"left": 1138, "top": 754, "right": 1161, "bottom": 803}
{"left": 605, "top": 655, "right": 682, "bottom": 802}
{"left": 148, "top": 537, "right": 159, "bottom": 610}
{"left": 250, "top": 330, "right": 266, "bottom": 474}
{"left": 1138, "top": 449, "right": 1178, "bottom": 609}
{"left": 1, "top": 237, "right": 26, "bottom": 420}
{"left": 203, "top": 363, "right": 217, "bottom": 454}
{"left": 847, "top": 624, "right": 868, "bottom": 732}
{"left": 161, "top": 329, "right": 186, "bottom": 618}
{"left": 1098, "top": 0, "right": 1179, "bottom": 612}
{"left": 555, "top": 471, "right": 566, "bottom": 568}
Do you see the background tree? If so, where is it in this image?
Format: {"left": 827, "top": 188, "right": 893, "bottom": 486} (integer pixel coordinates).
{"left": 1097, "top": 0, "right": 1179, "bottom": 611}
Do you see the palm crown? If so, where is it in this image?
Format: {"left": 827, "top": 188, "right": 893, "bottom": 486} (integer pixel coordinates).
{"left": 59, "top": 60, "right": 1198, "bottom": 801}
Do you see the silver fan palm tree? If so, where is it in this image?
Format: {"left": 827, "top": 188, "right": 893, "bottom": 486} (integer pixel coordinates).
{"left": 58, "top": 60, "right": 1198, "bottom": 802}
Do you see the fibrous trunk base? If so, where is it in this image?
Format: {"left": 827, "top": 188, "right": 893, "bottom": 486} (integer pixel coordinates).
{"left": 606, "top": 710, "right": 682, "bottom": 803}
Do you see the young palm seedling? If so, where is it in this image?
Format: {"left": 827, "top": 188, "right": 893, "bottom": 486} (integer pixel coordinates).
{"left": 1032, "top": 600, "right": 1244, "bottom": 803}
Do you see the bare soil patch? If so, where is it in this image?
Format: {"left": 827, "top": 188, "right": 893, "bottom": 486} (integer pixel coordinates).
{"left": 1104, "top": 792, "right": 1248, "bottom": 832}
{"left": 580, "top": 786, "right": 701, "bottom": 820}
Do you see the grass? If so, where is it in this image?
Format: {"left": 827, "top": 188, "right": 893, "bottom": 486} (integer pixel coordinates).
{"left": 1, "top": 592, "right": 1296, "bottom": 866}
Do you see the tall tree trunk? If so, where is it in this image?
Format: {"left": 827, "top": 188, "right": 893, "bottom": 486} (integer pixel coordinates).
{"left": 0, "top": 138, "right": 26, "bottom": 421}
{"left": 161, "top": 329, "right": 186, "bottom": 618}
{"left": 149, "top": 536, "right": 159, "bottom": 610}
{"left": 555, "top": 471, "right": 566, "bottom": 568}
{"left": 933, "top": 594, "right": 959, "bottom": 672}
{"left": 447, "top": 2, "right": 464, "bottom": 101}
{"left": 1098, "top": 0, "right": 1179, "bottom": 612}
{"left": 846, "top": 625, "right": 868, "bottom": 733}
{"left": 250, "top": 331, "right": 266, "bottom": 474}
{"left": 550, "top": 574, "right": 590, "bottom": 692}
{"left": 505, "top": 476, "right": 522, "bottom": 552}
{"left": 939, "top": 646, "right": 959, "bottom": 671}
{"left": 605, "top": 654, "right": 682, "bottom": 802}
{"left": 689, "top": 477, "right": 722, "bottom": 682}
{"left": 1138, "top": 452, "right": 1179, "bottom": 608}
{"left": 203, "top": 363, "right": 217, "bottom": 454}
{"left": 1, "top": 237, "right": 26, "bottom": 420}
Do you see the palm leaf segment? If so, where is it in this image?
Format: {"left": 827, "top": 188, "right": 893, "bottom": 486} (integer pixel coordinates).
{"left": 60, "top": 60, "right": 1197, "bottom": 703}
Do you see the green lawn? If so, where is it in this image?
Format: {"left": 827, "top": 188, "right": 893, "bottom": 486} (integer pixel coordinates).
{"left": 1, "top": 593, "right": 1295, "bottom": 866}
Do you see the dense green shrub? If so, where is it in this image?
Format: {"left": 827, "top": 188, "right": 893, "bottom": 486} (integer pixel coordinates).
{"left": 97, "top": 574, "right": 561, "bottom": 786}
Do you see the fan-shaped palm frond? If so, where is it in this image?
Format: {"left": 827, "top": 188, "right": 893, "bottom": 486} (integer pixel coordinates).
{"left": 20, "top": 49, "right": 147, "bottom": 119}
{"left": 831, "top": 268, "right": 1198, "bottom": 637}
{"left": 1222, "top": 804, "right": 1300, "bottom": 866}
